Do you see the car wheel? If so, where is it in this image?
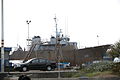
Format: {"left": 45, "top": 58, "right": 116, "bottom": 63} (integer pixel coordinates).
{"left": 46, "top": 66, "right": 52, "bottom": 71}
{"left": 22, "top": 66, "right": 28, "bottom": 72}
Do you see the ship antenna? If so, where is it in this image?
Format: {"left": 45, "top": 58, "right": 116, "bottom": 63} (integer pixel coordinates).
{"left": 54, "top": 15, "right": 58, "bottom": 38}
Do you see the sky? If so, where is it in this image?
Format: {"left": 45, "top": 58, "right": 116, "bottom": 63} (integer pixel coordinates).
{"left": 0, "top": 0, "right": 120, "bottom": 49}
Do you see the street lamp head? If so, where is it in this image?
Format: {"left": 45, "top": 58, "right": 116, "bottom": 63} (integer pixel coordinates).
{"left": 26, "top": 20, "right": 28, "bottom": 23}
{"left": 26, "top": 20, "right": 31, "bottom": 24}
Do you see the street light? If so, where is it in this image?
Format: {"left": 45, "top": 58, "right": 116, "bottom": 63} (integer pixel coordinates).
{"left": 1, "top": 0, "right": 5, "bottom": 72}
{"left": 26, "top": 20, "right": 31, "bottom": 47}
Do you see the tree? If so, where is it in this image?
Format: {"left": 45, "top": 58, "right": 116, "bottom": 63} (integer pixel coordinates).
{"left": 107, "top": 40, "right": 120, "bottom": 58}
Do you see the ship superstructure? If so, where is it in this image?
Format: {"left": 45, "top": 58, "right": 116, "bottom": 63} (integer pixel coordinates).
{"left": 31, "top": 35, "right": 77, "bottom": 51}
{"left": 28, "top": 16, "right": 78, "bottom": 52}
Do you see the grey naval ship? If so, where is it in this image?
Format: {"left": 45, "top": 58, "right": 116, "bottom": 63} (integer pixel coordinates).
{"left": 10, "top": 17, "right": 110, "bottom": 66}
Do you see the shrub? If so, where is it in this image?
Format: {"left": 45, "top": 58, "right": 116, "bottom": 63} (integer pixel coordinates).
{"left": 83, "top": 61, "right": 113, "bottom": 73}
{"left": 112, "top": 62, "right": 120, "bottom": 74}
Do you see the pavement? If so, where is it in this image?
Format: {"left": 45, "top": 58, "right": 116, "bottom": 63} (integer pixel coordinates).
{"left": 5, "top": 77, "right": 79, "bottom": 80}
{"left": 5, "top": 77, "right": 120, "bottom": 80}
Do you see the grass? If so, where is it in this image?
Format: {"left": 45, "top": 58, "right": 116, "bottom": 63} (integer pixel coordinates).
{"left": 85, "top": 71, "right": 112, "bottom": 77}
{"left": 86, "top": 72, "right": 102, "bottom": 77}
{"left": 72, "top": 71, "right": 114, "bottom": 78}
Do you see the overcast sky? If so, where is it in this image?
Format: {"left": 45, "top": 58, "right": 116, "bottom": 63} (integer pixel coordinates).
{"left": 1, "top": 0, "right": 120, "bottom": 49}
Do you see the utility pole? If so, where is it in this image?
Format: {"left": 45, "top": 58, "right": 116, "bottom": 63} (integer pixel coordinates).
{"left": 54, "top": 16, "right": 61, "bottom": 78}
{"left": 1, "top": 0, "right": 4, "bottom": 72}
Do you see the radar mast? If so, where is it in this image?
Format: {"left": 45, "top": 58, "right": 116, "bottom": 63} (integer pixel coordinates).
{"left": 54, "top": 15, "right": 58, "bottom": 38}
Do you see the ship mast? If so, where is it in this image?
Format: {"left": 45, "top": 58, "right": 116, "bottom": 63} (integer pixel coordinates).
{"left": 54, "top": 15, "right": 58, "bottom": 39}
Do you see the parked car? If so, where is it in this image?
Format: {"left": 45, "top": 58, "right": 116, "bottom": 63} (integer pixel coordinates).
{"left": 14, "top": 58, "right": 57, "bottom": 72}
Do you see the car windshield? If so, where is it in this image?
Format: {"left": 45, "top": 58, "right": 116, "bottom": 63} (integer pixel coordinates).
{"left": 25, "top": 58, "right": 35, "bottom": 63}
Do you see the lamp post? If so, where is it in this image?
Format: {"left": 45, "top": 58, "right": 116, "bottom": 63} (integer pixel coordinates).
{"left": 1, "top": 0, "right": 4, "bottom": 72}
{"left": 26, "top": 20, "right": 31, "bottom": 48}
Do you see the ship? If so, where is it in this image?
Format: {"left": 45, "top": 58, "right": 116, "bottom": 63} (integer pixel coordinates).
{"left": 23, "top": 16, "right": 78, "bottom": 62}
{"left": 10, "top": 16, "right": 78, "bottom": 62}
{"left": 10, "top": 16, "right": 111, "bottom": 66}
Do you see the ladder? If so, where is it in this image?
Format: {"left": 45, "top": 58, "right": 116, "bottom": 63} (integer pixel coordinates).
{"left": 23, "top": 44, "right": 36, "bottom": 62}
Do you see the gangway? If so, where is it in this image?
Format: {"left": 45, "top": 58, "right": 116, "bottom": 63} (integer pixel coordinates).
{"left": 23, "top": 44, "right": 37, "bottom": 62}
